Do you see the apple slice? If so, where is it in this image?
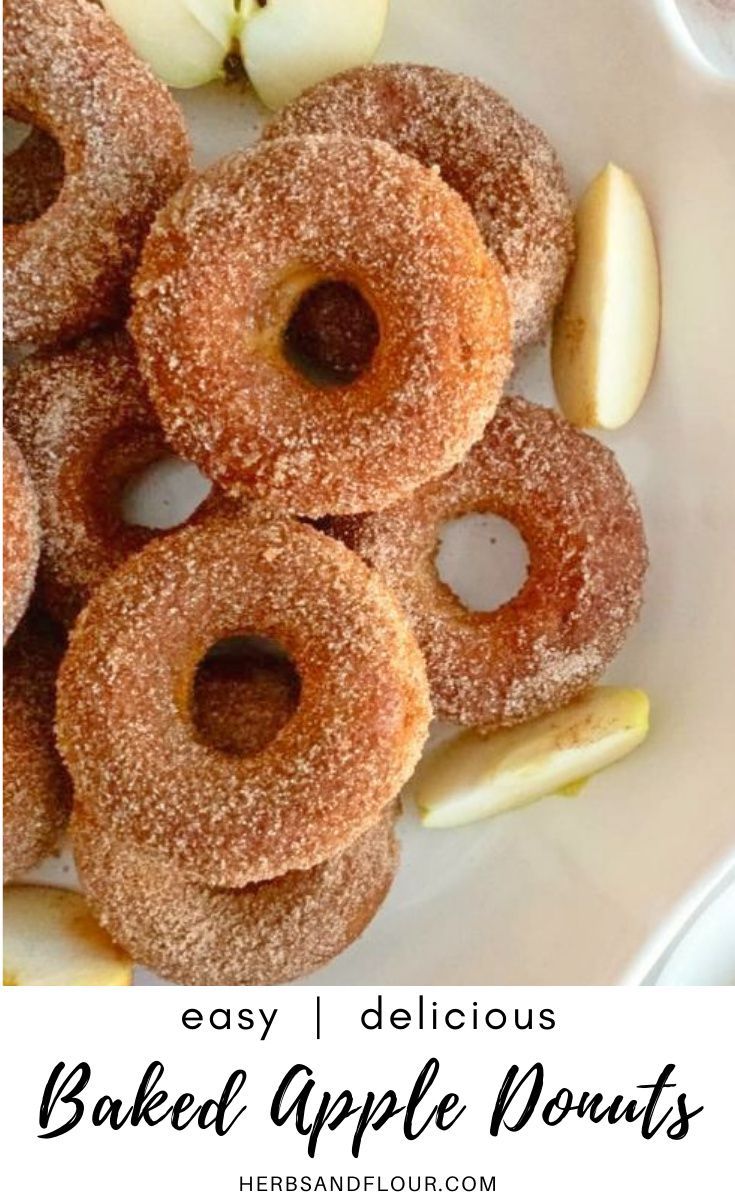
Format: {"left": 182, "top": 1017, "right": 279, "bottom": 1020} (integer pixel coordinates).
{"left": 4, "top": 885, "right": 132, "bottom": 986}
{"left": 240, "top": 0, "right": 388, "bottom": 111}
{"left": 551, "top": 163, "right": 660, "bottom": 430}
{"left": 102, "top": 0, "right": 238, "bottom": 89}
{"left": 411, "top": 687, "right": 650, "bottom": 830}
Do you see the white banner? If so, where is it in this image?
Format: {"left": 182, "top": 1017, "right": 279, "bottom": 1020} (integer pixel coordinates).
{"left": 2, "top": 986, "right": 730, "bottom": 1198}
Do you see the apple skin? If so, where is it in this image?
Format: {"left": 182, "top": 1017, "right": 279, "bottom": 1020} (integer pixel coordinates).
{"left": 102, "top": 0, "right": 239, "bottom": 89}
{"left": 3, "top": 885, "right": 133, "bottom": 986}
{"left": 552, "top": 163, "right": 660, "bottom": 430}
{"left": 241, "top": 0, "right": 389, "bottom": 110}
{"left": 410, "top": 687, "right": 650, "bottom": 830}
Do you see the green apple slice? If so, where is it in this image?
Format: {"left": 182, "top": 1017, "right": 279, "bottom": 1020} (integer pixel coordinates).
{"left": 240, "top": 0, "right": 389, "bottom": 111}
{"left": 102, "top": 0, "right": 239, "bottom": 89}
{"left": 552, "top": 163, "right": 660, "bottom": 430}
{"left": 412, "top": 687, "right": 650, "bottom": 830}
{"left": 3, "top": 885, "right": 133, "bottom": 986}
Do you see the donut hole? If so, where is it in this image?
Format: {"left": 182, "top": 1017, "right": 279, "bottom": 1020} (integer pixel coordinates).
{"left": 435, "top": 513, "right": 529, "bottom": 612}
{"left": 119, "top": 456, "right": 212, "bottom": 531}
{"left": 3, "top": 117, "right": 33, "bottom": 154}
{"left": 3, "top": 118, "right": 64, "bottom": 225}
{"left": 283, "top": 280, "right": 379, "bottom": 385}
{"left": 192, "top": 636, "right": 301, "bottom": 756}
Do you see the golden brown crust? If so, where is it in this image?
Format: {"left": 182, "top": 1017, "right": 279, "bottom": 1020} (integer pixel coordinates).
{"left": 3, "top": 431, "right": 40, "bottom": 644}
{"left": 130, "top": 135, "right": 511, "bottom": 517}
{"left": 3, "top": 0, "right": 191, "bottom": 346}
{"left": 266, "top": 64, "right": 574, "bottom": 350}
{"left": 331, "top": 397, "right": 648, "bottom": 728}
{"left": 56, "top": 516, "right": 431, "bottom": 886}
{"left": 3, "top": 618, "right": 72, "bottom": 881}
{"left": 72, "top": 806, "right": 400, "bottom": 986}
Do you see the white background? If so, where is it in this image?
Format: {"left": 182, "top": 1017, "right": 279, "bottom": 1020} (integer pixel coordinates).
{"left": 2, "top": 986, "right": 732, "bottom": 1198}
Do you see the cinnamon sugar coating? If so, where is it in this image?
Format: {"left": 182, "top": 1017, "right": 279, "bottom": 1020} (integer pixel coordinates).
{"left": 3, "top": 431, "right": 40, "bottom": 644}
{"left": 3, "top": 0, "right": 191, "bottom": 346}
{"left": 331, "top": 397, "right": 648, "bottom": 728}
{"left": 267, "top": 64, "right": 574, "bottom": 350}
{"left": 130, "top": 135, "right": 511, "bottom": 517}
{"left": 4, "top": 619, "right": 72, "bottom": 881}
{"left": 72, "top": 806, "right": 399, "bottom": 986}
{"left": 56, "top": 516, "right": 431, "bottom": 886}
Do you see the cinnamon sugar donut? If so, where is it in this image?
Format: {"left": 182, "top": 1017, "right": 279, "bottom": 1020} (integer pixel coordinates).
{"left": 3, "top": 431, "right": 40, "bottom": 644}
{"left": 267, "top": 64, "right": 574, "bottom": 350}
{"left": 4, "top": 619, "right": 72, "bottom": 881}
{"left": 3, "top": 0, "right": 191, "bottom": 346}
{"left": 130, "top": 135, "right": 511, "bottom": 517}
{"left": 4, "top": 331, "right": 213, "bottom": 625}
{"left": 56, "top": 516, "right": 430, "bottom": 886}
{"left": 72, "top": 806, "right": 399, "bottom": 986}
{"left": 332, "top": 397, "right": 647, "bottom": 728}
{"left": 4, "top": 331, "right": 231, "bottom": 624}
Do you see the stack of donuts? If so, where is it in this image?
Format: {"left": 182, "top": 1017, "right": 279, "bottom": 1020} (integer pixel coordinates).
{"left": 3, "top": 0, "right": 647, "bottom": 984}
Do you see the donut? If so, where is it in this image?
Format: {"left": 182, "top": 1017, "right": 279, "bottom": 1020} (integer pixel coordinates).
{"left": 3, "top": 331, "right": 220, "bottom": 625}
{"left": 72, "top": 635, "right": 392, "bottom": 985}
{"left": 3, "top": 0, "right": 191, "bottom": 346}
{"left": 56, "top": 516, "right": 431, "bottom": 886}
{"left": 331, "top": 396, "right": 647, "bottom": 728}
{"left": 3, "top": 128, "right": 64, "bottom": 226}
{"left": 130, "top": 135, "right": 511, "bottom": 517}
{"left": 72, "top": 806, "right": 399, "bottom": 986}
{"left": 193, "top": 646, "right": 300, "bottom": 757}
{"left": 266, "top": 64, "right": 574, "bottom": 350}
{"left": 4, "top": 618, "right": 72, "bottom": 881}
{"left": 3, "top": 430, "right": 40, "bottom": 644}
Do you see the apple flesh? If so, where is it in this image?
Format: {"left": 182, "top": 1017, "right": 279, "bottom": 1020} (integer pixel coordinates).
{"left": 552, "top": 163, "right": 660, "bottom": 430}
{"left": 3, "top": 885, "right": 133, "bottom": 986}
{"left": 240, "top": 0, "right": 389, "bottom": 110}
{"left": 102, "top": 0, "right": 239, "bottom": 89}
{"left": 411, "top": 687, "right": 650, "bottom": 830}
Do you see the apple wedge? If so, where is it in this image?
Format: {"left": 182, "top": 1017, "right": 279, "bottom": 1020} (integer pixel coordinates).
{"left": 240, "top": 0, "right": 389, "bottom": 110}
{"left": 4, "top": 885, "right": 132, "bottom": 986}
{"left": 552, "top": 163, "right": 660, "bottom": 430}
{"left": 102, "top": 0, "right": 238, "bottom": 89}
{"left": 411, "top": 687, "right": 650, "bottom": 830}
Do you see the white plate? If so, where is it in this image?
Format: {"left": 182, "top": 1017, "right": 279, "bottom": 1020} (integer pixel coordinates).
{"left": 22, "top": 0, "right": 735, "bottom": 984}
{"left": 644, "top": 868, "right": 735, "bottom": 984}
